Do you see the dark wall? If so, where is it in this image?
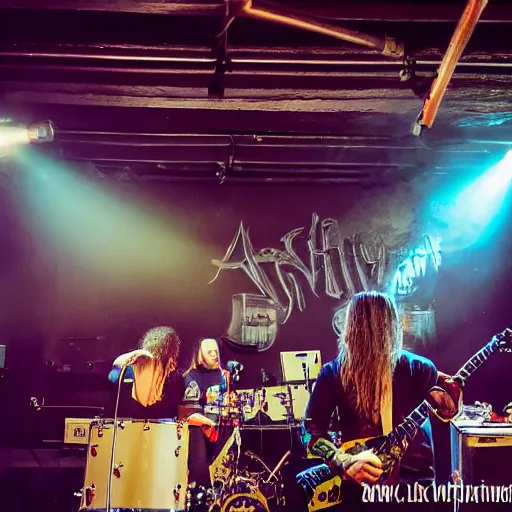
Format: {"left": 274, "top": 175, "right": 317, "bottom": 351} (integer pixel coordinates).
{"left": 1, "top": 169, "right": 511, "bottom": 471}
{"left": 4, "top": 175, "right": 375, "bottom": 385}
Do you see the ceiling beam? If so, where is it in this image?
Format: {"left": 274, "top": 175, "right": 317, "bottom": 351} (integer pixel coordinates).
{"left": 0, "top": 0, "right": 224, "bottom": 15}
{"left": 0, "top": 1, "right": 511, "bottom": 22}
{"left": 3, "top": 84, "right": 511, "bottom": 115}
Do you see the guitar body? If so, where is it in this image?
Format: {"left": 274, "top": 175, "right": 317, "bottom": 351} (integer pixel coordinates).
{"left": 342, "top": 435, "right": 404, "bottom": 483}
{"left": 299, "top": 329, "right": 512, "bottom": 512}
{"left": 303, "top": 469, "right": 342, "bottom": 512}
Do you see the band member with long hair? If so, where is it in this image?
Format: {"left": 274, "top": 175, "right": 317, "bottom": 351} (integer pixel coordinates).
{"left": 182, "top": 337, "right": 230, "bottom": 404}
{"left": 108, "top": 325, "right": 183, "bottom": 417}
{"left": 300, "top": 291, "right": 438, "bottom": 510}
{"left": 180, "top": 337, "right": 232, "bottom": 487}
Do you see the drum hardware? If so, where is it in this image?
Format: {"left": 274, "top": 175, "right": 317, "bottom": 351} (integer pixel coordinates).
{"left": 220, "top": 492, "right": 269, "bottom": 512}
{"left": 240, "top": 383, "right": 309, "bottom": 424}
{"left": 285, "top": 385, "right": 295, "bottom": 424}
{"left": 187, "top": 482, "right": 216, "bottom": 512}
{"left": 244, "top": 450, "right": 286, "bottom": 507}
{"left": 96, "top": 419, "right": 105, "bottom": 438}
{"left": 268, "top": 387, "right": 295, "bottom": 423}
{"left": 113, "top": 463, "right": 123, "bottom": 478}
{"left": 105, "top": 365, "right": 129, "bottom": 512}
{"left": 208, "top": 424, "right": 291, "bottom": 511}
{"left": 177, "top": 419, "right": 185, "bottom": 440}
{"left": 264, "top": 449, "right": 291, "bottom": 484}
{"left": 227, "top": 360, "right": 244, "bottom": 383}
{"left": 74, "top": 484, "right": 96, "bottom": 507}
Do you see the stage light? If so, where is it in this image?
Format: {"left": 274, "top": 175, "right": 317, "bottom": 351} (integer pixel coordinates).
{"left": 429, "top": 149, "right": 512, "bottom": 252}
{"left": 455, "top": 149, "right": 512, "bottom": 226}
{"left": 27, "top": 121, "right": 55, "bottom": 144}
{"left": 391, "top": 150, "right": 512, "bottom": 296}
{"left": 0, "top": 120, "right": 55, "bottom": 156}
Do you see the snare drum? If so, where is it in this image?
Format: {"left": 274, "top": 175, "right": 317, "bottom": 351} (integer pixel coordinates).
{"left": 80, "top": 419, "right": 189, "bottom": 510}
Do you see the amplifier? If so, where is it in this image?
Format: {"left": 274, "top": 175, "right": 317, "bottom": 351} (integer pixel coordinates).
{"left": 64, "top": 418, "right": 93, "bottom": 445}
{"left": 451, "top": 421, "right": 512, "bottom": 485}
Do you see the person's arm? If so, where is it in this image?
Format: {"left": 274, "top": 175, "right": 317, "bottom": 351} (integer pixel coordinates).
{"left": 302, "top": 365, "right": 343, "bottom": 462}
{"left": 108, "top": 350, "right": 153, "bottom": 384}
{"left": 303, "top": 364, "right": 383, "bottom": 484}
{"left": 187, "top": 412, "right": 219, "bottom": 441}
{"left": 416, "top": 356, "right": 438, "bottom": 396}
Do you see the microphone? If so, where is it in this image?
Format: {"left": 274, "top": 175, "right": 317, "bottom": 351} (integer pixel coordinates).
{"left": 227, "top": 360, "right": 243, "bottom": 372}
{"left": 108, "top": 364, "right": 135, "bottom": 384}
{"left": 227, "top": 360, "right": 244, "bottom": 382}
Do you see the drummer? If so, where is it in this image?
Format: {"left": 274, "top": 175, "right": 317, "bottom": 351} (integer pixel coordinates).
{"left": 180, "top": 337, "right": 232, "bottom": 486}
{"left": 182, "top": 338, "right": 231, "bottom": 410}
{"left": 108, "top": 325, "right": 183, "bottom": 418}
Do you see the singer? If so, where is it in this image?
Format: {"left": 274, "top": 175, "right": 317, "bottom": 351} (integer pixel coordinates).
{"left": 107, "top": 326, "right": 183, "bottom": 418}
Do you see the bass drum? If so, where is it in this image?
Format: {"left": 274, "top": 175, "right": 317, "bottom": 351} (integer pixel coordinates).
{"left": 79, "top": 418, "right": 189, "bottom": 511}
{"left": 221, "top": 492, "right": 269, "bottom": 512}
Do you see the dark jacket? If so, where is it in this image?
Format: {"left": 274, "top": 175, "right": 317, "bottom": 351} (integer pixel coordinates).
{"left": 303, "top": 350, "right": 438, "bottom": 481}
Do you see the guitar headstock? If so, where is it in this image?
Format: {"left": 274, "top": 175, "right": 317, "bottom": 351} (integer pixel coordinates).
{"left": 494, "top": 328, "right": 512, "bottom": 353}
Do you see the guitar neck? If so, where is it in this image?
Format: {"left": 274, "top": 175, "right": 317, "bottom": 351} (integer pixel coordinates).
{"left": 388, "top": 400, "right": 431, "bottom": 446}
{"left": 386, "top": 338, "right": 498, "bottom": 448}
{"left": 454, "top": 339, "right": 497, "bottom": 384}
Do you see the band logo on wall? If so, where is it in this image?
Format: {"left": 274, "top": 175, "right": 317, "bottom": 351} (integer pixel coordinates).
{"left": 210, "top": 209, "right": 442, "bottom": 352}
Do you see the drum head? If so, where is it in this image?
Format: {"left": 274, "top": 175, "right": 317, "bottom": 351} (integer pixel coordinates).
{"left": 221, "top": 493, "right": 269, "bottom": 512}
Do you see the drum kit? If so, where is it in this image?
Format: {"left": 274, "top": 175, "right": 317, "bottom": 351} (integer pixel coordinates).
{"left": 79, "top": 419, "right": 190, "bottom": 510}
{"left": 77, "top": 383, "right": 311, "bottom": 512}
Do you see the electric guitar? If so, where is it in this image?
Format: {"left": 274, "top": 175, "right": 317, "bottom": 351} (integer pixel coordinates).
{"left": 298, "top": 328, "right": 512, "bottom": 511}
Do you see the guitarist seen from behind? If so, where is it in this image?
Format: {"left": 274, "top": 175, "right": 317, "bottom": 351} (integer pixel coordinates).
{"left": 301, "top": 291, "right": 438, "bottom": 511}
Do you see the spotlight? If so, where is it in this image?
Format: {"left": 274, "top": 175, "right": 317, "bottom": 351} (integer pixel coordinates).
{"left": 0, "top": 120, "right": 55, "bottom": 156}
{"left": 27, "top": 121, "right": 55, "bottom": 144}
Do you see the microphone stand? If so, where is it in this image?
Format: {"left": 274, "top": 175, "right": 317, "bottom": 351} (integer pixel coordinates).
{"left": 301, "top": 362, "right": 309, "bottom": 390}
{"left": 231, "top": 369, "right": 240, "bottom": 391}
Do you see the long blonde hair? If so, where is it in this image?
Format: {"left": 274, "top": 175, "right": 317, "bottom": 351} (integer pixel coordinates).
{"left": 335, "top": 291, "right": 402, "bottom": 424}
{"left": 183, "top": 337, "right": 220, "bottom": 376}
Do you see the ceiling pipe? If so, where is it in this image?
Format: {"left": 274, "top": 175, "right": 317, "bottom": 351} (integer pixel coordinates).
{"left": 414, "top": 0, "right": 489, "bottom": 135}
{"left": 227, "top": 0, "right": 404, "bottom": 58}
{"left": 2, "top": 47, "right": 512, "bottom": 70}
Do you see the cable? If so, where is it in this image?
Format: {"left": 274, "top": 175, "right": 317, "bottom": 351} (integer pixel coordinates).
{"left": 106, "top": 364, "right": 128, "bottom": 512}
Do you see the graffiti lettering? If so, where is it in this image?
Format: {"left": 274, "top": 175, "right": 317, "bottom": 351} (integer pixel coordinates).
{"left": 210, "top": 214, "right": 440, "bottom": 350}
{"left": 211, "top": 214, "right": 398, "bottom": 317}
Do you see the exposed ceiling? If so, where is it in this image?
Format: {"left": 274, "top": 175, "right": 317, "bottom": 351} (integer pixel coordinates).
{"left": 0, "top": 0, "right": 511, "bottom": 183}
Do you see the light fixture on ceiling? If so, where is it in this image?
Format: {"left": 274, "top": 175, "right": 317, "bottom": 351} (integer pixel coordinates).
{"left": 0, "top": 120, "right": 55, "bottom": 157}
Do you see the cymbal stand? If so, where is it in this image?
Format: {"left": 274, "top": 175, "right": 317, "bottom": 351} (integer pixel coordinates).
{"left": 285, "top": 385, "right": 295, "bottom": 426}
{"left": 265, "top": 449, "right": 291, "bottom": 483}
